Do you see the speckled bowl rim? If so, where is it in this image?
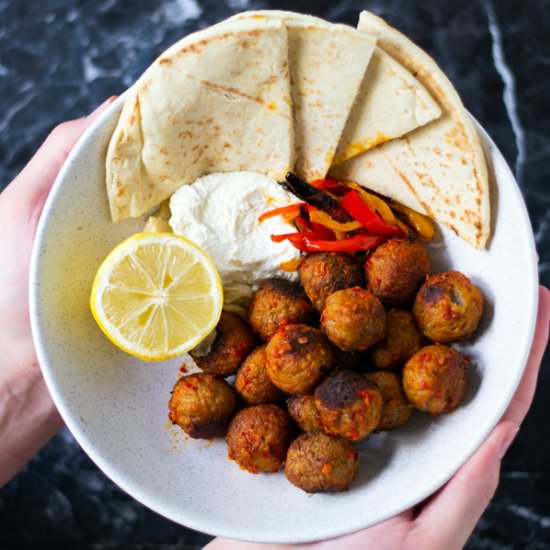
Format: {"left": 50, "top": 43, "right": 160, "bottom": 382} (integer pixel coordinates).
{"left": 29, "top": 95, "right": 539, "bottom": 543}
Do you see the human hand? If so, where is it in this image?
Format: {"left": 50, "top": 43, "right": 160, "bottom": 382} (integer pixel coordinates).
{"left": 0, "top": 97, "right": 115, "bottom": 486}
{"left": 206, "top": 286, "right": 550, "bottom": 550}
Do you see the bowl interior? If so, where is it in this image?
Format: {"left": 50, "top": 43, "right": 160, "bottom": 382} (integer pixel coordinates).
{"left": 30, "top": 98, "right": 538, "bottom": 544}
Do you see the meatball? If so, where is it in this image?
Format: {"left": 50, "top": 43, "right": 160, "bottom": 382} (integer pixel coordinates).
{"left": 226, "top": 404, "right": 293, "bottom": 473}
{"left": 247, "top": 278, "right": 314, "bottom": 341}
{"left": 298, "top": 252, "right": 364, "bottom": 311}
{"left": 365, "top": 371, "right": 413, "bottom": 430}
{"left": 403, "top": 344, "right": 469, "bottom": 414}
{"left": 285, "top": 433, "right": 358, "bottom": 493}
{"left": 266, "top": 324, "right": 333, "bottom": 394}
{"left": 413, "top": 271, "right": 484, "bottom": 342}
{"left": 321, "top": 287, "right": 386, "bottom": 352}
{"left": 235, "top": 346, "right": 284, "bottom": 405}
{"left": 370, "top": 309, "right": 424, "bottom": 369}
{"left": 314, "top": 370, "right": 382, "bottom": 441}
{"left": 168, "top": 373, "right": 237, "bottom": 439}
{"left": 365, "top": 238, "right": 431, "bottom": 306}
{"left": 287, "top": 395, "right": 323, "bottom": 433}
{"left": 191, "top": 312, "right": 255, "bottom": 376}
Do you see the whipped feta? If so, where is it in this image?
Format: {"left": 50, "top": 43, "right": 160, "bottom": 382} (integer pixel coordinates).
{"left": 169, "top": 172, "right": 300, "bottom": 290}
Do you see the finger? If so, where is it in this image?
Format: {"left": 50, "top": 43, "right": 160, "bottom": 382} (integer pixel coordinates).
{"left": 10, "top": 96, "right": 116, "bottom": 198}
{"left": 408, "top": 286, "right": 549, "bottom": 548}
{"left": 203, "top": 539, "right": 288, "bottom": 550}
{"left": 413, "top": 420, "right": 518, "bottom": 549}
{"left": 314, "top": 509, "right": 413, "bottom": 550}
{"left": 504, "top": 286, "right": 550, "bottom": 425}
{"left": 204, "top": 510, "right": 412, "bottom": 550}
{"left": 204, "top": 511, "right": 415, "bottom": 550}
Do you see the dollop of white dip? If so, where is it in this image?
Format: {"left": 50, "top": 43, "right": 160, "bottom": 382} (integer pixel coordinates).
{"left": 169, "top": 172, "right": 300, "bottom": 291}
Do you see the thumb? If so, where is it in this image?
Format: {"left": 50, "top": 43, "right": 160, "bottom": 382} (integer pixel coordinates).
{"left": 10, "top": 96, "right": 116, "bottom": 200}
{"left": 413, "top": 420, "right": 518, "bottom": 549}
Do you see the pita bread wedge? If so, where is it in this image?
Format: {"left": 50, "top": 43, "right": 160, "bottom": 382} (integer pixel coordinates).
{"left": 106, "top": 18, "right": 293, "bottom": 222}
{"left": 235, "top": 11, "right": 441, "bottom": 170}
{"left": 233, "top": 10, "right": 376, "bottom": 180}
{"left": 332, "top": 11, "right": 490, "bottom": 249}
{"left": 333, "top": 47, "right": 441, "bottom": 164}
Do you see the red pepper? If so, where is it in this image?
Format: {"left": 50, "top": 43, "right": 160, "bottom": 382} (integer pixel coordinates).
{"left": 340, "top": 191, "right": 404, "bottom": 237}
{"left": 271, "top": 231, "right": 385, "bottom": 253}
{"left": 271, "top": 232, "right": 301, "bottom": 244}
{"left": 294, "top": 215, "right": 311, "bottom": 233}
{"left": 310, "top": 222, "right": 334, "bottom": 240}
{"left": 310, "top": 178, "right": 349, "bottom": 194}
{"left": 295, "top": 211, "right": 335, "bottom": 240}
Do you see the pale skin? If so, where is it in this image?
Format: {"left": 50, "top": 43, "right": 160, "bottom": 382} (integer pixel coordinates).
{"left": 1, "top": 100, "right": 549, "bottom": 550}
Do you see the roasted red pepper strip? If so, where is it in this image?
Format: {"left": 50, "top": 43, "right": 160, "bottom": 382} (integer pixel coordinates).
{"left": 271, "top": 231, "right": 385, "bottom": 253}
{"left": 294, "top": 215, "right": 311, "bottom": 234}
{"left": 295, "top": 211, "right": 334, "bottom": 240}
{"left": 340, "top": 191, "right": 404, "bottom": 237}
{"left": 258, "top": 203, "right": 304, "bottom": 223}
{"left": 299, "top": 233, "right": 385, "bottom": 252}
{"left": 309, "top": 222, "right": 334, "bottom": 240}
{"left": 310, "top": 178, "right": 349, "bottom": 194}
{"left": 271, "top": 232, "right": 301, "bottom": 243}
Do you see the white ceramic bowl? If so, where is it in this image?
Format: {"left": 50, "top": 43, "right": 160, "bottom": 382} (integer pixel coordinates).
{"left": 30, "top": 97, "right": 538, "bottom": 544}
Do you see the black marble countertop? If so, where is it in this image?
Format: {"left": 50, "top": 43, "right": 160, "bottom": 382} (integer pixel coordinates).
{"left": 1, "top": 1, "right": 549, "bottom": 548}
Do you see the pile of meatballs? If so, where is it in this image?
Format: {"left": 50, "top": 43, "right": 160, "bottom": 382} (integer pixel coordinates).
{"left": 168, "top": 238, "right": 485, "bottom": 493}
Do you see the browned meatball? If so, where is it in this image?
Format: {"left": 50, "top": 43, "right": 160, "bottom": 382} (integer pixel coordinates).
{"left": 226, "top": 404, "right": 293, "bottom": 473}
{"left": 314, "top": 370, "right": 382, "bottom": 441}
{"left": 285, "top": 433, "right": 358, "bottom": 493}
{"left": 247, "top": 278, "right": 314, "bottom": 341}
{"left": 403, "top": 344, "right": 469, "bottom": 414}
{"left": 235, "top": 346, "right": 284, "bottom": 405}
{"left": 287, "top": 395, "right": 323, "bottom": 433}
{"left": 191, "top": 312, "right": 255, "bottom": 376}
{"left": 365, "top": 238, "right": 431, "bottom": 306}
{"left": 266, "top": 324, "right": 333, "bottom": 394}
{"left": 321, "top": 287, "right": 386, "bottom": 352}
{"left": 413, "top": 271, "right": 484, "bottom": 343}
{"left": 298, "top": 253, "right": 364, "bottom": 311}
{"left": 365, "top": 371, "right": 413, "bottom": 430}
{"left": 168, "top": 373, "right": 237, "bottom": 439}
{"left": 370, "top": 309, "right": 424, "bottom": 369}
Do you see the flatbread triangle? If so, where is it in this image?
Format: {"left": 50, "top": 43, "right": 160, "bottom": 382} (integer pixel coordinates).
{"left": 332, "top": 11, "right": 490, "bottom": 249}
{"left": 233, "top": 10, "right": 377, "bottom": 180}
{"left": 105, "top": 18, "right": 293, "bottom": 222}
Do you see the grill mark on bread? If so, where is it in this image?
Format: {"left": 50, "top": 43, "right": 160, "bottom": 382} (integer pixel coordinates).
{"left": 200, "top": 80, "right": 289, "bottom": 119}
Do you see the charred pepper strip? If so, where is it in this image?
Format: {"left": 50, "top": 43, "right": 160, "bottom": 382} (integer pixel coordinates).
{"left": 271, "top": 231, "right": 385, "bottom": 253}
{"left": 298, "top": 233, "right": 385, "bottom": 253}
{"left": 340, "top": 191, "right": 405, "bottom": 237}
{"left": 345, "top": 182, "right": 398, "bottom": 225}
{"left": 310, "top": 178, "right": 349, "bottom": 194}
{"left": 282, "top": 172, "right": 352, "bottom": 223}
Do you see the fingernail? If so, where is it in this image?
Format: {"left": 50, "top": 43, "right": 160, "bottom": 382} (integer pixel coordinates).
{"left": 498, "top": 427, "right": 519, "bottom": 459}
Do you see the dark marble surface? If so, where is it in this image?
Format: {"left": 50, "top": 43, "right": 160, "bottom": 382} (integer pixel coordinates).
{"left": 1, "top": 0, "right": 549, "bottom": 548}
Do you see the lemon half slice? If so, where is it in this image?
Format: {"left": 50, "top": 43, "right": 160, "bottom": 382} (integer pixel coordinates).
{"left": 90, "top": 233, "right": 223, "bottom": 361}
